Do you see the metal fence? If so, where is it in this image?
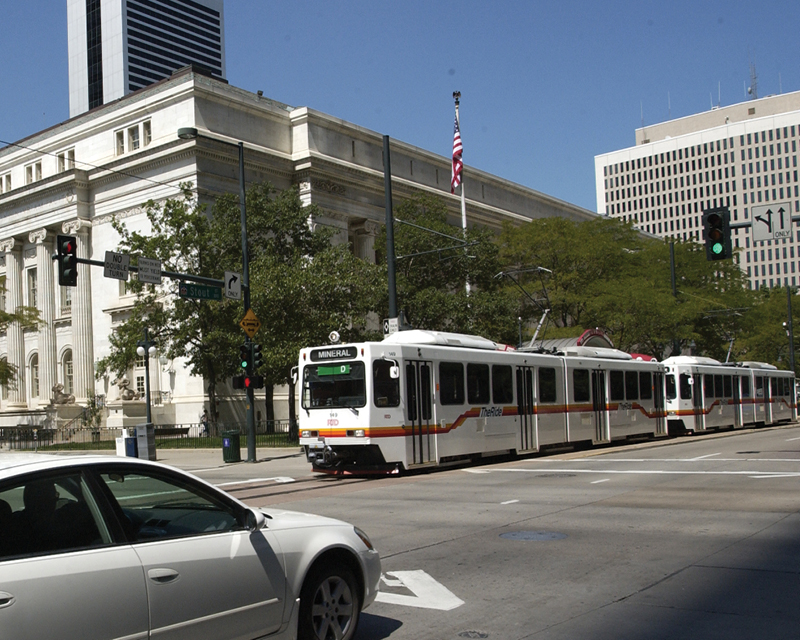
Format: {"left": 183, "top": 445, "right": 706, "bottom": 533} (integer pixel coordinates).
{"left": 0, "top": 421, "right": 299, "bottom": 452}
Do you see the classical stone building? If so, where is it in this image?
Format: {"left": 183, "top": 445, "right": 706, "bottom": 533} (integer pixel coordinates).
{"left": 0, "top": 66, "right": 596, "bottom": 427}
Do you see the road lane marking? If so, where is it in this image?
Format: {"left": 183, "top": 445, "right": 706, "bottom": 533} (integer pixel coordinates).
{"left": 377, "top": 570, "right": 464, "bottom": 610}
{"left": 786, "top": 436, "right": 800, "bottom": 441}
{"left": 591, "top": 479, "right": 610, "bottom": 484}
{"left": 490, "top": 468, "right": 800, "bottom": 478}
{"left": 215, "top": 477, "right": 295, "bottom": 487}
{"left": 688, "top": 453, "right": 722, "bottom": 461}
{"left": 501, "top": 499, "right": 519, "bottom": 505}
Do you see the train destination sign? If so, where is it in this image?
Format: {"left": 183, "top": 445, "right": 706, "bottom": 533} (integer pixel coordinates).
{"left": 751, "top": 202, "right": 792, "bottom": 242}
{"left": 310, "top": 346, "right": 358, "bottom": 361}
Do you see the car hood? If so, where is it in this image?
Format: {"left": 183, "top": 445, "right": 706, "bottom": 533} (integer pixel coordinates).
{"left": 257, "top": 507, "right": 351, "bottom": 531}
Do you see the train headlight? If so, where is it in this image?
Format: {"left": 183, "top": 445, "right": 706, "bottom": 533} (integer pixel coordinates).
{"left": 355, "top": 429, "right": 365, "bottom": 437}
{"left": 301, "top": 430, "right": 311, "bottom": 438}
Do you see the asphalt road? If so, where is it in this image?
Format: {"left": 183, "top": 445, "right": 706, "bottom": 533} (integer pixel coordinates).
{"left": 164, "top": 424, "right": 800, "bottom": 640}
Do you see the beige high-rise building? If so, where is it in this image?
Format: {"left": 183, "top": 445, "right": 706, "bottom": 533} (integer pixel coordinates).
{"left": 595, "top": 91, "right": 800, "bottom": 290}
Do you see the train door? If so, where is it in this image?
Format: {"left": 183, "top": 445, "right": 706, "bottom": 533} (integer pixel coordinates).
{"left": 591, "top": 370, "right": 608, "bottom": 442}
{"left": 516, "top": 366, "right": 536, "bottom": 451}
{"left": 733, "top": 376, "right": 742, "bottom": 427}
{"left": 405, "top": 360, "right": 434, "bottom": 465}
{"left": 692, "top": 373, "right": 704, "bottom": 431}
{"left": 653, "top": 371, "right": 666, "bottom": 435}
{"left": 765, "top": 377, "right": 775, "bottom": 424}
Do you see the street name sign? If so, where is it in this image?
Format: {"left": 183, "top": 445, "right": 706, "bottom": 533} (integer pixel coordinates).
{"left": 137, "top": 257, "right": 162, "bottom": 284}
{"left": 104, "top": 251, "right": 130, "bottom": 280}
{"left": 224, "top": 271, "right": 241, "bottom": 300}
{"left": 178, "top": 282, "right": 222, "bottom": 301}
{"left": 240, "top": 308, "right": 261, "bottom": 337}
{"left": 751, "top": 202, "right": 792, "bottom": 242}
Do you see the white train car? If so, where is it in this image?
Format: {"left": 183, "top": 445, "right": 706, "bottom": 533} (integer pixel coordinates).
{"left": 298, "top": 330, "right": 667, "bottom": 474}
{"left": 663, "top": 356, "right": 796, "bottom": 433}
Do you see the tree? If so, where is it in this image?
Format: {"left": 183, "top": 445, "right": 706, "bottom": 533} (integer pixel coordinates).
{"left": 376, "top": 193, "right": 519, "bottom": 344}
{"left": 97, "top": 182, "right": 382, "bottom": 426}
{"left": 0, "top": 276, "right": 41, "bottom": 389}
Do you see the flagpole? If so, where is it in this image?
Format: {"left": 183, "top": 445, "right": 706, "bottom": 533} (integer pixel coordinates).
{"left": 453, "top": 91, "right": 470, "bottom": 295}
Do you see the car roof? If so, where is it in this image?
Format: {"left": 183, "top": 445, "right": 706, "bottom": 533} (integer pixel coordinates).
{"left": 0, "top": 453, "right": 171, "bottom": 482}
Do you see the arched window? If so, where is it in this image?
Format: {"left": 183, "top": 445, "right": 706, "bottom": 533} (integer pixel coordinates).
{"left": 63, "top": 350, "right": 74, "bottom": 396}
{"left": 30, "top": 353, "right": 39, "bottom": 399}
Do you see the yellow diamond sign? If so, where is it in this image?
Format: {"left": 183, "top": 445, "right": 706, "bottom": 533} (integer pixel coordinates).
{"left": 239, "top": 309, "right": 261, "bottom": 338}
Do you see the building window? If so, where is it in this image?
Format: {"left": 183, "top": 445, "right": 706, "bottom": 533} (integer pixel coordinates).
{"left": 30, "top": 353, "right": 39, "bottom": 399}
{"left": 57, "top": 149, "right": 76, "bottom": 172}
{"left": 27, "top": 268, "right": 37, "bottom": 309}
{"left": 136, "top": 375, "right": 145, "bottom": 397}
{"left": 25, "top": 161, "right": 42, "bottom": 185}
{"left": 63, "top": 350, "right": 74, "bottom": 396}
{"left": 0, "top": 173, "right": 10, "bottom": 193}
{"left": 116, "top": 130, "right": 125, "bottom": 156}
{"left": 60, "top": 286, "right": 72, "bottom": 316}
{"left": 143, "top": 121, "right": 152, "bottom": 146}
{"left": 128, "top": 126, "right": 140, "bottom": 151}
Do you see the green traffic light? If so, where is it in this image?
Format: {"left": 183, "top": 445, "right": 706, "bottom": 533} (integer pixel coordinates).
{"left": 712, "top": 242, "right": 723, "bottom": 254}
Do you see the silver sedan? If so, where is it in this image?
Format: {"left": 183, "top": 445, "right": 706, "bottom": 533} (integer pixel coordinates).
{"left": 0, "top": 453, "right": 381, "bottom": 640}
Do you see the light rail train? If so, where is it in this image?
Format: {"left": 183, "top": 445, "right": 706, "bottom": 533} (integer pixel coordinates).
{"left": 298, "top": 330, "right": 673, "bottom": 474}
{"left": 663, "top": 356, "right": 796, "bottom": 432}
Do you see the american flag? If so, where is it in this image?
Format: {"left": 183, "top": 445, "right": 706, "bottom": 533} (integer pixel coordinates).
{"left": 451, "top": 114, "right": 463, "bottom": 193}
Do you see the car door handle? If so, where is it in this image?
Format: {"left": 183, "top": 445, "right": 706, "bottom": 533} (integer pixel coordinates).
{"left": 0, "top": 592, "right": 15, "bottom": 608}
{"left": 148, "top": 568, "right": 180, "bottom": 584}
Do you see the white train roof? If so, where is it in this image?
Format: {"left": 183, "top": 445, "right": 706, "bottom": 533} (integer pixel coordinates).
{"left": 662, "top": 356, "right": 722, "bottom": 366}
{"left": 382, "top": 330, "right": 509, "bottom": 351}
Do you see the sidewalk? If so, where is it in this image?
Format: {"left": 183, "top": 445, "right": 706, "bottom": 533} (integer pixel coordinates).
{"left": 155, "top": 446, "right": 305, "bottom": 471}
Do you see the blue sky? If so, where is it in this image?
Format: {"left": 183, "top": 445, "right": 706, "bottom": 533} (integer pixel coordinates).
{"left": 2, "top": 0, "right": 799, "bottom": 212}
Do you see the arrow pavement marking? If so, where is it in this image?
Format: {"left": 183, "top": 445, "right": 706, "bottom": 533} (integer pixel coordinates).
{"left": 376, "top": 570, "right": 464, "bottom": 610}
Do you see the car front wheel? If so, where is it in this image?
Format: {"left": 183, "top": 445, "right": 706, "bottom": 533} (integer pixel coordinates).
{"left": 299, "top": 563, "right": 361, "bottom": 640}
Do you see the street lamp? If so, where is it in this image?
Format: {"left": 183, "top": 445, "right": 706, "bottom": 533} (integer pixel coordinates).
{"left": 177, "top": 127, "right": 256, "bottom": 462}
{"left": 136, "top": 328, "right": 157, "bottom": 425}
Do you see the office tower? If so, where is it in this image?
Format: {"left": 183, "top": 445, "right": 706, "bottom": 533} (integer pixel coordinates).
{"left": 68, "top": 0, "right": 225, "bottom": 117}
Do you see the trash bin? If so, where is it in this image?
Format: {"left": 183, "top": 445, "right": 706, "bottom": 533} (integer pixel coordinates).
{"left": 222, "top": 430, "right": 241, "bottom": 463}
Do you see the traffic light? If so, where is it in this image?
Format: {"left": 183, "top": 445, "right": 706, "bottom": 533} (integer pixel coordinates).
{"left": 252, "top": 343, "right": 263, "bottom": 370}
{"left": 57, "top": 234, "right": 78, "bottom": 286}
{"left": 702, "top": 207, "right": 732, "bottom": 261}
{"left": 232, "top": 373, "right": 264, "bottom": 390}
{"left": 239, "top": 343, "right": 251, "bottom": 371}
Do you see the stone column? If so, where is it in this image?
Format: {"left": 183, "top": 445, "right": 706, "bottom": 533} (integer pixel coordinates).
{"left": 30, "top": 229, "right": 56, "bottom": 407}
{"left": 0, "top": 238, "right": 26, "bottom": 408}
{"left": 63, "top": 220, "right": 94, "bottom": 403}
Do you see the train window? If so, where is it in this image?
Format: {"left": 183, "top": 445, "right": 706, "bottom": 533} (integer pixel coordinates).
{"left": 680, "top": 374, "right": 692, "bottom": 399}
{"left": 373, "top": 360, "right": 400, "bottom": 407}
{"left": 723, "top": 376, "right": 733, "bottom": 398}
{"left": 492, "top": 365, "right": 513, "bottom": 404}
{"left": 439, "top": 362, "right": 465, "bottom": 405}
{"left": 784, "top": 378, "right": 793, "bottom": 396}
{"left": 406, "top": 364, "right": 418, "bottom": 421}
{"left": 625, "top": 371, "right": 639, "bottom": 400}
{"left": 741, "top": 377, "right": 751, "bottom": 398}
{"left": 539, "top": 367, "right": 557, "bottom": 403}
{"left": 609, "top": 370, "right": 625, "bottom": 401}
{"left": 665, "top": 374, "right": 676, "bottom": 400}
{"left": 755, "top": 376, "right": 764, "bottom": 398}
{"left": 573, "top": 370, "right": 590, "bottom": 403}
{"left": 714, "top": 375, "right": 723, "bottom": 398}
{"left": 302, "top": 362, "right": 366, "bottom": 409}
{"left": 639, "top": 372, "right": 652, "bottom": 399}
{"left": 467, "top": 364, "right": 491, "bottom": 405}
{"left": 771, "top": 377, "right": 779, "bottom": 397}
{"left": 704, "top": 375, "right": 715, "bottom": 398}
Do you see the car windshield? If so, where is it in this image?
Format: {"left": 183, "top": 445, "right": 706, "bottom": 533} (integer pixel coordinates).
{"left": 302, "top": 362, "right": 366, "bottom": 409}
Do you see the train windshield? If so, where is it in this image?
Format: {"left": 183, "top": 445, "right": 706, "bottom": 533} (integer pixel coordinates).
{"left": 302, "top": 362, "right": 366, "bottom": 409}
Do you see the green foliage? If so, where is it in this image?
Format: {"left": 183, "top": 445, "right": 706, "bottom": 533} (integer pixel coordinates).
{"left": 376, "top": 193, "right": 519, "bottom": 344}
{"left": 96, "top": 182, "right": 383, "bottom": 410}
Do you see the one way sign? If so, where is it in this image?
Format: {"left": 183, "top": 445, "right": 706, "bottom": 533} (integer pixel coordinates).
{"left": 224, "top": 271, "right": 241, "bottom": 300}
{"left": 752, "top": 202, "right": 792, "bottom": 242}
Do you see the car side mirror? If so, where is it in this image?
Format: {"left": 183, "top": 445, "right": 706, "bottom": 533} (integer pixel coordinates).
{"left": 390, "top": 366, "right": 399, "bottom": 379}
{"left": 244, "top": 508, "right": 266, "bottom": 531}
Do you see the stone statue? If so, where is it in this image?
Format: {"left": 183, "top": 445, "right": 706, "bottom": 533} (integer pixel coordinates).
{"left": 50, "top": 383, "right": 75, "bottom": 405}
{"left": 115, "top": 377, "right": 141, "bottom": 401}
